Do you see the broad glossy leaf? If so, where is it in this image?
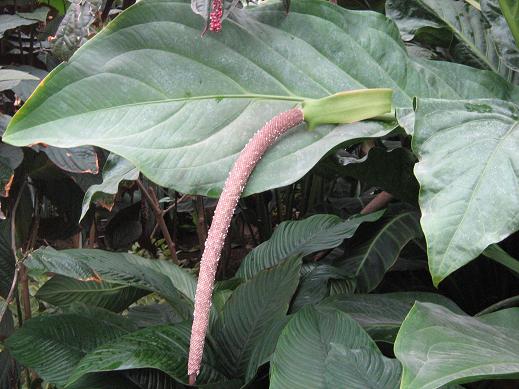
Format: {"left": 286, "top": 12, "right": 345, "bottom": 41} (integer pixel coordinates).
{"left": 482, "top": 0, "right": 519, "bottom": 72}
{"left": 36, "top": 274, "right": 149, "bottom": 312}
{"left": 0, "top": 68, "right": 39, "bottom": 91}
{"left": 236, "top": 212, "right": 383, "bottom": 280}
{"left": 386, "top": 0, "right": 518, "bottom": 82}
{"left": 81, "top": 154, "right": 139, "bottom": 220}
{"left": 336, "top": 210, "right": 422, "bottom": 292}
{"left": 395, "top": 302, "right": 519, "bottom": 388}
{"left": 26, "top": 248, "right": 197, "bottom": 319}
{"left": 4, "top": 0, "right": 518, "bottom": 196}
{"left": 412, "top": 98, "right": 519, "bottom": 284}
{"left": 67, "top": 322, "right": 226, "bottom": 386}
{"left": 215, "top": 256, "right": 301, "bottom": 377}
{"left": 325, "top": 344, "right": 401, "bottom": 389}
{"left": 0, "top": 350, "right": 18, "bottom": 389}
{"left": 322, "top": 292, "right": 462, "bottom": 343}
{"left": 270, "top": 305, "right": 382, "bottom": 389}
{"left": 5, "top": 308, "right": 136, "bottom": 386}
{"left": 245, "top": 316, "right": 291, "bottom": 383}
{"left": 7, "top": 65, "right": 48, "bottom": 101}
{"left": 0, "top": 220, "right": 15, "bottom": 298}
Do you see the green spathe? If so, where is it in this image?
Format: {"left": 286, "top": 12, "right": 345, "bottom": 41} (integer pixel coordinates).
{"left": 302, "top": 89, "right": 393, "bottom": 130}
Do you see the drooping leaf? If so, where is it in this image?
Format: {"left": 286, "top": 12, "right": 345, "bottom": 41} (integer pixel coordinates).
{"left": 321, "top": 292, "right": 462, "bottom": 343}
{"left": 336, "top": 210, "right": 422, "bottom": 292}
{"left": 16, "top": 6, "right": 51, "bottom": 22}
{"left": 4, "top": 0, "right": 518, "bottom": 196}
{"left": 7, "top": 65, "right": 48, "bottom": 101}
{"left": 215, "top": 255, "right": 301, "bottom": 377}
{"left": 0, "top": 14, "right": 40, "bottom": 38}
{"left": 412, "top": 98, "right": 519, "bottom": 284}
{"left": 36, "top": 274, "right": 149, "bottom": 312}
{"left": 236, "top": 212, "right": 383, "bottom": 280}
{"left": 386, "top": 0, "right": 518, "bottom": 82}
{"left": 5, "top": 309, "right": 136, "bottom": 386}
{"left": 0, "top": 220, "right": 15, "bottom": 298}
{"left": 0, "top": 68, "right": 40, "bottom": 92}
{"left": 482, "top": 0, "right": 519, "bottom": 72}
{"left": 40, "top": 145, "right": 99, "bottom": 174}
{"left": 81, "top": 154, "right": 139, "bottom": 221}
{"left": 395, "top": 302, "right": 519, "bottom": 388}
{"left": 325, "top": 344, "right": 402, "bottom": 389}
{"left": 270, "top": 305, "right": 397, "bottom": 389}
{"left": 67, "top": 322, "right": 227, "bottom": 387}
{"left": 26, "top": 248, "right": 197, "bottom": 319}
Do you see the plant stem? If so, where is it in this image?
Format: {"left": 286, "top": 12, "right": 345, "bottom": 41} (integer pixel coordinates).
{"left": 136, "top": 179, "right": 179, "bottom": 263}
{"left": 194, "top": 196, "right": 208, "bottom": 253}
{"left": 360, "top": 191, "right": 393, "bottom": 214}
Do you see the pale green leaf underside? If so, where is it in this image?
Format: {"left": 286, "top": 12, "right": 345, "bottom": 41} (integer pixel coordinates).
{"left": 395, "top": 302, "right": 519, "bottom": 389}
{"left": 413, "top": 98, "right": 519, "bottom": 284}
{"left": 4, "top": 0, "right": 517, "bottom": 196}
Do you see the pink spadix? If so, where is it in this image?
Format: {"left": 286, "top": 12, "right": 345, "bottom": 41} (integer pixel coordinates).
{"left": 188, "top": 108, "right": 304, "bottom": 384}
{"left": 187, "top": 89, "right": 392, "bottom": 384}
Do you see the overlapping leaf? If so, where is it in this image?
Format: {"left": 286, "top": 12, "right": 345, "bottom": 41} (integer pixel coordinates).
{"left": 236, "top": 212, "right": 383, "bottom": 280}
{"left": 336, "top": 210, "right": 422, "bottom": 292}
{"left": 67, "top": 322, "right": 226, "bottom": 386}
{"left": 4, "top": 0, "right": 518, "bottom": 196}
{"left": 395, "top": 302, "right": 519, "bottom": 388}
{"left": 81, "top": 154, "right": 139, "bottom": 220}
{"left": 26, "top": 248, "right": 196, "bottom": 319}
{"left": 214, "top": 256, "right": 301, "bottom": 377}
{"left": 322, "top": 292, "right": 462, "bottom": 342}
{"left": 5, "top": 307, "right": 137, "bottom": 386}
{"left": 36, "top": 274, "right": 149, "bottom": 312}
{"left": 270, "top": 305, "right": 401, "bottom": 389}
{"left": 412, "top": 98, "right": 519, "bottom": 284}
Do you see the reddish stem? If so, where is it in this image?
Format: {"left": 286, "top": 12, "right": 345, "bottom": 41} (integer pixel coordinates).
{"left": 188, "top": 108, "right": 304, "bottom": 383}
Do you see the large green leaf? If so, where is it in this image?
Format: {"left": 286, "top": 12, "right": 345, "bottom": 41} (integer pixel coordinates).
{"left": 270, "top": 305, "right": 399, "bottom": 389}
{"left": 412, "top": 98, "right": 519, "bottom": 284}
{"left": 215, "top": 256, "right": 301, "bottom": 377}
{"left": 4, "top": 0, "right": 518, "bottom": 196}
{"left": 236, "top": 212, "right": 383, "bottom": 280}
{"left": 386, "top": 0, "right": 518, "bottom": 82}
{"left": 395, "top": 302, "right": 519, "bottom": 388}
{"left": 325, "top": 344, "right": 402, "bottom": 389}
{"left": 36, "top": 274, "right": 149, "bottom": 312}
{"left": 67, "top": 322, "right": 226, "bottom": 387}
{"left": 336, "top": 210, "right": 422, "bottom": 292}
{"left": 81, "top": 154, "right": 139, "bottom": 220}
{"left": 322, "top": 292, "right": 462, "bottom": 343}
{"left": 5, "top": 308, "right": 137, "bottom": 386}
{"left": 482, "top": 0, "right": 519, "bottom": 72}
{"left": 244, "top": 316, "right": 291, "bottom": 383}
{"left": 26, "top": 248, "right": 197, "bottom": 319}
